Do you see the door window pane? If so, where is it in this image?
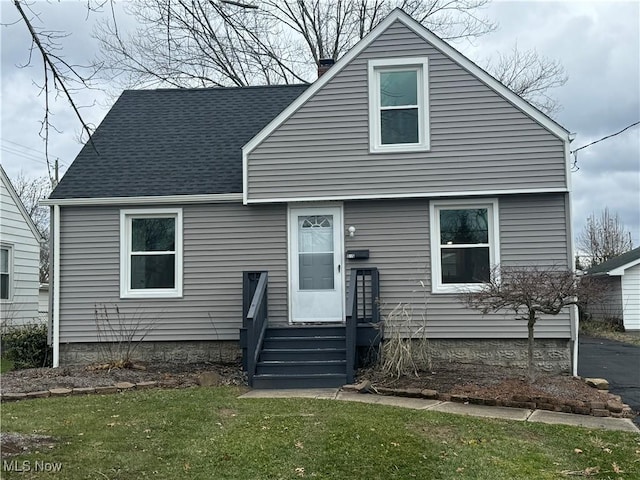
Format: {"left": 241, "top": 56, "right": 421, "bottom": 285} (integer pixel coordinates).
{"left": 298, "top": 215, "right": 334, "bottom": 290}
{"left": 441, "top": 247, "right": 490, "bottom": 284}
{"left": 299, "top": 253, "right": 334, "bottom": 290}
{"left": 440, "top": 209, "right": 489, "bottom": 244}
{"left": 298, "top": 216, "right": 333, "bottom": 253}
{"left": 380, "top": 70, "right": 417, "bottom": 107}
{"left": 131, "top": 254, "right": 176, "bottom": 289}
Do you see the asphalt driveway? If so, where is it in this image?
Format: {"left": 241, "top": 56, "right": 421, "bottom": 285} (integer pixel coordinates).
{"left": 578, "top": 335, "right": 640, "bottom": 424}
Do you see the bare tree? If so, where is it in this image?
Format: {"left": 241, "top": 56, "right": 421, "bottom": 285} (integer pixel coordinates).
{"left": 462, "top": 266, "right": 601, "bottom": 381}
{"left": 12, "top": 172, "right": 51, "bottom": 283}
{"left": 94, "top": 0, "right": 498, "bottom": 89}
{"left": 578, "top": 208, "right": 633, "bottom": 268}
{"left": 486, "top": 43, "right": 567, "bottom": 115}
{"left": 10, "top": 0, "right": 104, "bottom": 181}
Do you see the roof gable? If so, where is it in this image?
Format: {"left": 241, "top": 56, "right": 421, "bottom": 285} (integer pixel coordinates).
{"left": 243, "top": 8, "right": 570, "bottom": 163}
{"left": 0, "top": 165, "right": 43, "bottom": 242}
{"left": 587, "top": 247, "right": 640, "bottom": 276}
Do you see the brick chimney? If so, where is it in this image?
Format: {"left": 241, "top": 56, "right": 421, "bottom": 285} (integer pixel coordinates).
{"left": 317, "top": 58, "right": 335, "bottom": 78}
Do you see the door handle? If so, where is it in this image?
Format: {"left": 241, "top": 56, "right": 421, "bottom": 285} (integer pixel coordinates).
{"left": 338, "top": 264, "right": 341, "bottom": 273}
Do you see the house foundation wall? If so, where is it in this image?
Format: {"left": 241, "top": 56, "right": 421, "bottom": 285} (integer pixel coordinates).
{"left": 59, "top": 340, "right": 241, "bottom": 366}
{"left": 409, "top": 338, "right": 571, "bottom": 373}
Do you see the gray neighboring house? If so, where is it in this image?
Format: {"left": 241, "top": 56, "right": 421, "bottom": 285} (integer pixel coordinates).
{"left": 43, "top": 9, "right": 576, "bottom": 386}
{"left": 0, "top": 165, "right": 43, "bottom": 327}
{"left": 585, "top": 247, "right": 640, "bottom": 331}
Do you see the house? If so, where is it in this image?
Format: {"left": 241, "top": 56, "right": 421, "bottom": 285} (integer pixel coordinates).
{"left": 0, "top": 165, "right": 43, "bottom": 327}
{"left": 42, "top": 9, "right": 576, "bottom": 387}
{"left": 39, "top": 283, "right": 49, "bottom": 323}
{"left": 584, "top": 247, "right": 640, "bottom": 331}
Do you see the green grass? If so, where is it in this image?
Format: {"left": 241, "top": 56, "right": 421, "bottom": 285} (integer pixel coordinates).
{"left": 580, "top": 320, "right": 640, "bottom": 346}
{"left": 0, "top": 357, "right": 14, "bottom": 373}
{"left": 1, "top": 387, "right": 639, "bottom": 479}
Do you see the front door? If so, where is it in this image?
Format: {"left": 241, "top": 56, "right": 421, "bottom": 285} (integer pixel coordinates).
{"left": 289, "top": 206, "right": 344, "bottom": 323}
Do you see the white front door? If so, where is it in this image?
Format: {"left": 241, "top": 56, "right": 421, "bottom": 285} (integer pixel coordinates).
{"left": 289, "top": 206, "right": 344, "bottom": 323}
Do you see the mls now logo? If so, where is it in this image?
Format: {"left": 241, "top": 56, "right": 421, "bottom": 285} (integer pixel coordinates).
{"left": 3, "top": 460, "right": 63, "bottom": 472}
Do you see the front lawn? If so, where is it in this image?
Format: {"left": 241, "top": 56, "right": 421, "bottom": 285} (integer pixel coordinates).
{"left": 1, "top": 387, "right": 638, "bottom": 479}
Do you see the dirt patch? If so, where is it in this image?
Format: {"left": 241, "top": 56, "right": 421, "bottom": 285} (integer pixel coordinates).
{"left": 0, "top": 362, "right": 245, "bottom": 394}
{"left": 0, "top": 432, "right": 57, "bottom": 458}
{"left": 358, "top": 363, "right": 615, "bottom": 407}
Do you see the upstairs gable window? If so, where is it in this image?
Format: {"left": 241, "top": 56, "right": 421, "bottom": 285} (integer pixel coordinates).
{"left": 368, "top": 57, "right": 430, "bottom": 153}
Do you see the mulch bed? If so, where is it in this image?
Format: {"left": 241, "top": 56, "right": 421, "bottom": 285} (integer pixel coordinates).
{"left": 355, "top": 363, "right": 635, "bottom": 419}
{"left": 0, "top": 362, "right": 245, "bottom": 395}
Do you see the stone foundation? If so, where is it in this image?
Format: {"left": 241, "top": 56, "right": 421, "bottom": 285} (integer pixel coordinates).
{"left": 59, "top": 340, "right": 241, "bottom": 366}
{"left": 414, "top": 338, "right": 572, "bottom": 373}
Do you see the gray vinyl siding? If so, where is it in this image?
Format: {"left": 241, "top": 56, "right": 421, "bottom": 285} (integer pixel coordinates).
{"left": 344, "top": 193, "right": 571, "bottom": 338}
{"left": 59, "top": 203, "right": 288, "bottom": 343}
{"left": 247, "top": 20, "right": 566, "bottom": 201}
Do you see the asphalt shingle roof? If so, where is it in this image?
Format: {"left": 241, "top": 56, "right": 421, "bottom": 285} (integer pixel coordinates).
{"left": 587, "top": 247, "right": 640, "bottom": 275}
{"left": 50, "top": 85, "right": 309, "bottom": 199}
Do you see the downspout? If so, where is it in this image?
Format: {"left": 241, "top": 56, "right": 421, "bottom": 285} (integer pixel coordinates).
{"left": 53, "top": 204, "right": 60, "bottom": 368}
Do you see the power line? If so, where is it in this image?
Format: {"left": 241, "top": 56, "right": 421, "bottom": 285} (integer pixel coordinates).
{"left": 570, "top": 120, "right": 639, "bottom": 171}
{"left": 1, "top": 145, "right": 67, "bottom": 167}
{"left": 571, "top": 121, "right": 640, "bottom": 155}
{"left": 1, "top": 138, "right": 46, "bottom": 156}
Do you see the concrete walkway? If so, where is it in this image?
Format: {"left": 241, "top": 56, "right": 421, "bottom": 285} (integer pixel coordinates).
{"left": 239, "top": 389, "right": 640, "bottom": 433}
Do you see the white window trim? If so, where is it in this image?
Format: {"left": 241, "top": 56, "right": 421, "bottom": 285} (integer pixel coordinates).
{"left": 0, "top": 244, "right": 13, "bottom": 302}
{"left": 368, "top": 57, "right": 430, "bottom": 153}
{"left": 429, "top": 199, "right": 500, "bottom": 294}
{"left": 120, "top": 208, "right": 183, "bottom": 299}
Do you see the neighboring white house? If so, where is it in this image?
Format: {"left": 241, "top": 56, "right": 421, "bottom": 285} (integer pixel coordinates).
{"left": 0, "top": 165, "right": 43, "bottom": 327}
{"left": 585, "top": 247, "right": 640, "bottom": 331}
{"left": 39, "top": 283, "right": 50, "bottom": 323}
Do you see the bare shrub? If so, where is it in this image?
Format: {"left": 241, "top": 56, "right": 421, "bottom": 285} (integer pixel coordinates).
{"left": 94, "top": 304, "right": 154, "bottom": 368}
{"left": 379, "top": 295, "right": 432, "bottom": 379}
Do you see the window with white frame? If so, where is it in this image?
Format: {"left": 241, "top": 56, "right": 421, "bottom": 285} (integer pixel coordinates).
{"left": 1, "top": 245, "right": 11, "bottom": 300}
{"left": 368, "top": 57, "right": 430, "bottom": 153}
{"left": 120, "top": 208, "right": 183, "bottom": 298}
{"left": 430, "top": 200, "right": 500, "bottom": 293}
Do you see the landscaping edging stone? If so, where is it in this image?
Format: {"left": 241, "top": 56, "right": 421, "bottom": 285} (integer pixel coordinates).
{"left": 342, "top": 382, "right": 635, "bottom": 419}
{"left": 0, "top": 381, "right": 164, "bottom": 403}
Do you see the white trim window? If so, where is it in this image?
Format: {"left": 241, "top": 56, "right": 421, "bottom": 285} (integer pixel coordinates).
{"left": 120, "top": 208, "right": 183, "bottom": 299}
{"left": 368, "top": 57, "right": 430, "bottom": 153}
{"left": 0, "top": 245, "right": 12, "bottom": 301}
{"left": 430, "top": 199, "right": 500, "bottom": 293}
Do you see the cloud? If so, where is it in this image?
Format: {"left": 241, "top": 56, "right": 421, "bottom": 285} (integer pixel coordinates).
{"left": 1, "top": 1, "right": 638, "bottom": 246}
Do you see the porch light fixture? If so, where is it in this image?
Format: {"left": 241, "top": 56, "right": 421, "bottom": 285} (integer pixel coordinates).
{"left": 348, "top": 226, "right": 356, "bottom": 237}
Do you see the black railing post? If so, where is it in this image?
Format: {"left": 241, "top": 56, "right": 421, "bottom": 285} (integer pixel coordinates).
{"left": 371, "top": 268, "right": 380, "bottom": 323}
{"left": 345, "top": 267, "right": 380, "bottom": 384}
{"left": 242, "top": 271, "right": 269, "bottom": 387}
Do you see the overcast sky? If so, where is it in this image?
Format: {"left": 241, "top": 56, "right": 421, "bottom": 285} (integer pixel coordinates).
{"left": 1, "top": 0, "right": 639, "bottom": 247}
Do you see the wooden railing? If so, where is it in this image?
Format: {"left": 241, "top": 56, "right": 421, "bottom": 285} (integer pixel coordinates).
{"left": 242, "top": 271, "right": 268, "bottom": 386}
{"left": 345, "top": 267, "right": 380, "bottom": 383}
